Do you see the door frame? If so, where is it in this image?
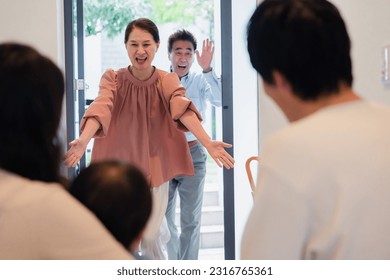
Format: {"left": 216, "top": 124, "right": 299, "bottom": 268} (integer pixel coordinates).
{"left": 63, "top": 0, "right": 87, "bottom": 179}
{"left": 63, "top": 0, "right": 236, "bottom": 259}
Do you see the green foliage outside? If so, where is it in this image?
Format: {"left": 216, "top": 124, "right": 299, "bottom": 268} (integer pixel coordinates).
{"left": 82, "top": 0, "right": 214, "bottom": 38}
{"left": 83, "top": 0, "right": 139, "bottom": 38}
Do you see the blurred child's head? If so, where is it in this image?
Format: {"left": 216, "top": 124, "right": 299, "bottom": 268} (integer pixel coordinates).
{"left": 69, "top": 161, "right": 152, "bottom": 252}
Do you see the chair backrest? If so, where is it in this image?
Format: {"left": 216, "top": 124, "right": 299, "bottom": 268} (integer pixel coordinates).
{"left": 245, "top": 156, "right": 259, "bottom": 198}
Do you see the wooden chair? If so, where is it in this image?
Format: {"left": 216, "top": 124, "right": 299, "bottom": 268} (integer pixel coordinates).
{"left": 245, "top": 156, "right": 259, "bottom": 198}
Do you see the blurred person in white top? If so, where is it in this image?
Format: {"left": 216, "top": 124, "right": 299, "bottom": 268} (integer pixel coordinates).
{"left": 0, "top": 43, "right": 131, "bottom": 260}
{"left": 242, "top": 0, "right": 390, "bottom": 260}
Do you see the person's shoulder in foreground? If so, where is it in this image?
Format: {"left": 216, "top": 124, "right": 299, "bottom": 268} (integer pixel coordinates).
{"left": 0, "top": 168, "right": 132, "bottom": 260}
{"left": 241, "top": 0, "right": 390, "bottom": 260}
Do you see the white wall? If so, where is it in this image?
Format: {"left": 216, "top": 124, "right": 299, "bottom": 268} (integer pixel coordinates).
{"left": 335, "top": 0, "right": 390, "bottom": 104}
{"left": 231, "top": 0, "right": 259, "bottom": 258}
{"left": 0, "top": 0, "right": 63, "bottom": 64}
{"left": 0, "top": 0, "right": 66, "bottom": 174}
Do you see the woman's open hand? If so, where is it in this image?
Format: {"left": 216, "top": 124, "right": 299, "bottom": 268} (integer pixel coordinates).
{"left": 64, "top": 138, "right": 88, "bottom": 168}
{"left": 204, "top": 141, "right": 234, "bottom": 169}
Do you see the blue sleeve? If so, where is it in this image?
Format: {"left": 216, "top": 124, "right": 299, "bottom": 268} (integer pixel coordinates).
{"left": 203, "top": 69, "right": 222, "bottom": 107}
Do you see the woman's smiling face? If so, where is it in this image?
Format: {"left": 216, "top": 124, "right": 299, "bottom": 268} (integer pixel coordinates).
{"left": 125, "top": 27, "right": 159, "bottom": 71}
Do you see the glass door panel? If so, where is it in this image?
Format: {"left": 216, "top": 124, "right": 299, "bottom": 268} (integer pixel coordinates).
{"left": 70, "top": 0, "right": 227, "bottom": 259}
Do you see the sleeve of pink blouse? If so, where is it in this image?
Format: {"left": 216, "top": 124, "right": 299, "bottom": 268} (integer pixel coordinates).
{"left": 80, "top": 69, "right": 117, "bottom": 138}
{"left": 161, "top": 72, "right": 203, "bottom": 131}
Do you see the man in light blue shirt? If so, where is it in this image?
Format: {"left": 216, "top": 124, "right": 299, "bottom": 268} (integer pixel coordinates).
{"left": 165, "top": 30, "right": 222, "bottom": 260}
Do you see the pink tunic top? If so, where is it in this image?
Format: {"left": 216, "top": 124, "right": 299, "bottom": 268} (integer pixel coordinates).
{"left": 80, "top": 67, "right": 202, "bottom": 187}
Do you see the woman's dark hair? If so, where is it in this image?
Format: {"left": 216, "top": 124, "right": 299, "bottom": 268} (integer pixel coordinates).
{"left": 69, "top": 161, "right": 152, "bottom": 250}
{"left": 124, "top": 18, "right": 160, "bottom": 44}
{"left": 247, "top": 0, "right": 353, "bottom": 100}
{"left": 0, "top": 43, "right": 64, "bottom": 183}
{"left": 167, "top": 29, "right": 197, "bottom": 53}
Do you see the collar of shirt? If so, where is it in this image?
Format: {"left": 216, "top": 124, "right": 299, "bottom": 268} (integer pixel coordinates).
{"left": 170, "top": 66, "right": 189, "bottom": 81}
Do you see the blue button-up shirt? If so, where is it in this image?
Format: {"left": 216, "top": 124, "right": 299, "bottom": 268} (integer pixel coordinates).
{"left": 180, "top": 70, "right": 222, "bottom": 142}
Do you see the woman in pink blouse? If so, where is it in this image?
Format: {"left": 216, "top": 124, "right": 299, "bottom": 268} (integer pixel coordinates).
{"left": 65, "top": 18, "right": 234, "bottom": 259}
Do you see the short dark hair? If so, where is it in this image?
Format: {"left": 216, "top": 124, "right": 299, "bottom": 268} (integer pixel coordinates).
{"left": 0, "top": 43, "right": 64, "bottom": 183}
{"left": 168, "top": 29, "right": 197, "bottom": 53}
{"left": 124, "top": 18, "right": 160, "bottom": 44}
{"left": 69, "top": 161, "right": 152, "bottom": 250}
{"left": 247, "top": 0, "right": 353, "bottom": 100}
